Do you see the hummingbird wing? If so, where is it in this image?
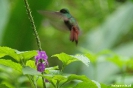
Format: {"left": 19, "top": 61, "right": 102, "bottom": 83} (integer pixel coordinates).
{"left": 38, "top": 10, "right": 69, "bottom": 31}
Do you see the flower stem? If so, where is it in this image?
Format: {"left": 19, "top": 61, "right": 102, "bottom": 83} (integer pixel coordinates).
{"left": 42, "top": 73, "right": 46, "bottom": 88}
{"left": 23, "top": 0, "right": 42, "bottom": 51}
{"left": 23, "top": 0, "right": 46, "bottom": 88}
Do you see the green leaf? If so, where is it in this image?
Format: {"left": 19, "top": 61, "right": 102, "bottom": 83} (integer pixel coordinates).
{"left": 22, "top": 66, "right": 41, "bottom": 75}
{"left": 66, "top": 74, "right": 92, "bottom": 83}
{"left": 85, "top": 52, "right": 97, "bottom": 63}
{"left": 45, "top": 66, "right": 59, "bottom": 70}
{"left": 1, "top": 81, "right": 14, "bottom": 88}
{"left": 18, "top": 50, "right": 37, "bottom": 60}
{"left": 52, "top": 75, "right": 67, "bottom": 82}
{"left": 73, "top": 82, "right": 97, "bottom": 88}
{"left": 45, "top": 69, "right": 61, "bottom": 75}
{"left": 52, "top": 53, "right": 90, "bottom": 66}
{"left": 0, "top": 47, "right": 20, "bottom": 61}
{"left": 0, "top": 53, "right": 6, "bottom": 58}
{"left": 43, "top": 75, "right": 67, "bottom": 87}
{"left": 45, "top": 66, "right": 60, "bottom": 74}
{"left": 26, "top": 60, "right": 36, "bottom": 69}
{"left": 92, "top": 80, "right": 101, "bottom": 88}
{"left": 0, "top": 59, "right": 22, "bottom": 73}
{"left": 52, "top": 53, "right": 78, "bottom": 66}
{"left": 71, "top": 54, "right": 90, "bottom": 66}
{"left": 43, "top": 75, "right": 56, "bottom": 87}
{"left": 0, "top": 47, "right": 37, "bottom": 62}
{"left": 100, "top": 83, "right": 111, "bottom": 88}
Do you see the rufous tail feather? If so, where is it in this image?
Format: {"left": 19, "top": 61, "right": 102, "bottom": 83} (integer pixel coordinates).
{"left": 70, "top": 26, "right": 79, "bottom": 45}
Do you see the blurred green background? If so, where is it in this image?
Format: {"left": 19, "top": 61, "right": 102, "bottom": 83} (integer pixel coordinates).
{"left": 0, "top": 0, "right": 133, "bottom": 87}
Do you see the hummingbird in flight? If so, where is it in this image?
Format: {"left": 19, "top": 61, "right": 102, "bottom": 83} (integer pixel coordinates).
{"left": 38, "top": 8, "right": 80, "bottom": 45}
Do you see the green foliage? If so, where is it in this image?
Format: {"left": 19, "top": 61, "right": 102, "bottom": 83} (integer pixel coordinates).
{"left": 101, "top": 83, "right": 111, "bottom": 88}
{"left": 18, "top": 50, "right": 37, "bottom": 61}
{"left": 0, "top": 84, "right": 10, "bottom": 88}
{"left": 22, "top": 66, "right": 41, "bottom": 75}
{"left": 26, "top": 60, "right": 36, "bottom": 69}
{"left": 52, "top": 53, "right": 90, "bottom": 67}
{"left": 42, "top": 74, "right": 103, "bottom": 88}
{"left": 0, "top": 47, "right": 20, "bottom": 61}
{"left": 0, "top": 47, "right": 37, "bottom": 73}
{"left": 0, "top": 46, "right": 37, "bottom": 62}
{"left": 0, "top": 46, "right": 110, "bottom": 88}
{"left": 74, "top": 82, "right": 97, "bottom": 88}
{"left": 0, "top": 59, "right": 22, "bottom": 73}
{"left": 52, "top": 53, "right": 78, "bottom": 66}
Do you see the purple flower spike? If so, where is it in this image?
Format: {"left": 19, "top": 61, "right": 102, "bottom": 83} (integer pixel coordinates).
{"left": 35, "top": 51, "right": 48, "bottom": 72}
{"left": 35, "top": 51, "right": 48, "bottom": 65}
{"left": 37, "top": 63, "right": 45, "bottom": 72}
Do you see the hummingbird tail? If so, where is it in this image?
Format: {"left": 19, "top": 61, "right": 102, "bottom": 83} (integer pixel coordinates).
{"left": 70, "top": 26, "right": 79, "bottom": 45}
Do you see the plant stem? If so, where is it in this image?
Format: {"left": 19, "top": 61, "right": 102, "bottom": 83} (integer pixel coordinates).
{"left": 42, "top": 73, "right": 46, "bottom": 88}
{"left": 27, "top": 75, "right": 37, "bottom": 88}
{"left": 23, "top": 0, "right": 42, "bottom": 51}
{"left": 23, "top": 0, "right": 46, "bottom": 88}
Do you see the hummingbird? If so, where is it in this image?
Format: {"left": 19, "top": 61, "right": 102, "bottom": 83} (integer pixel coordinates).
{"left": 38, "top": 8, "right": 80, "bottom": 45}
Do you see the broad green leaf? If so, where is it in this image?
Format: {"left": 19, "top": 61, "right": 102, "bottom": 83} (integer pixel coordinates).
{"left": 0, "top": 47, "right": 37, "bottom": 61}
{"left": 53, "top": 75, "right": 67, "bottom": 82}
{"left": 43, "top": 75, "right": 67, "bottom": 87}
{"left": 0, "top": 81, "right": 14, "bottom": 88}
{"left": 85, "top": 53, "right": 97, "bottom": 63}
{"left": 18, "top": 50, "right": 37, "bottom": 60}
{"left": 52, "top": 53, "right": 78, "bottom": 66}
{"left": 66, "top": 74, "right": 92, "bottom": 83}
{"left": 72, "top": 54, "right": 90, "bottom": 66}
{"left": 0, "top": 59, "right": 22, "bottom": 73}
{"left": 45, "top": 66, "right": 60, "bottom": 74}
{"left": 92, "top": 80, "right": 100, "bottom": 88}
{"left": 45, "top": 69, "right": 61, "bottom": 75}
{"left": 73, "top": 82, "right": 97, "bottom": 88}
{"left": 100, "top": 83, "right": 111, "bottom": 88}
{"left": 22, "top": 66, "right": 41, "bottom": 75}
{"left": 26, "top": 60, "right": 36, "bottom": 69}
{"left": 0, "top": 53, "right": 6, "bottom": 58}
{"left": 52, "top": 53, "right": 90, "bottom": 66}
{"left": 43, "top": 75, "right": 56, "bottom": 87}
{"left": 45, "top": 66, "right": 59, "bottom": 70}
{"left": 0, "top": 47, "right": 20, "bottom": 61}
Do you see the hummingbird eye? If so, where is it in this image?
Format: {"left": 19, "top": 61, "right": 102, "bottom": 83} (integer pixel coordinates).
{"left": 60, "top": 9, "right": 68, "bottom": 13}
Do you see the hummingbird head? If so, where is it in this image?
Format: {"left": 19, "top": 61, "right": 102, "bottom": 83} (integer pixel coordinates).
{"left": 60, "top": 8, "right": 69, "bottom": 14}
